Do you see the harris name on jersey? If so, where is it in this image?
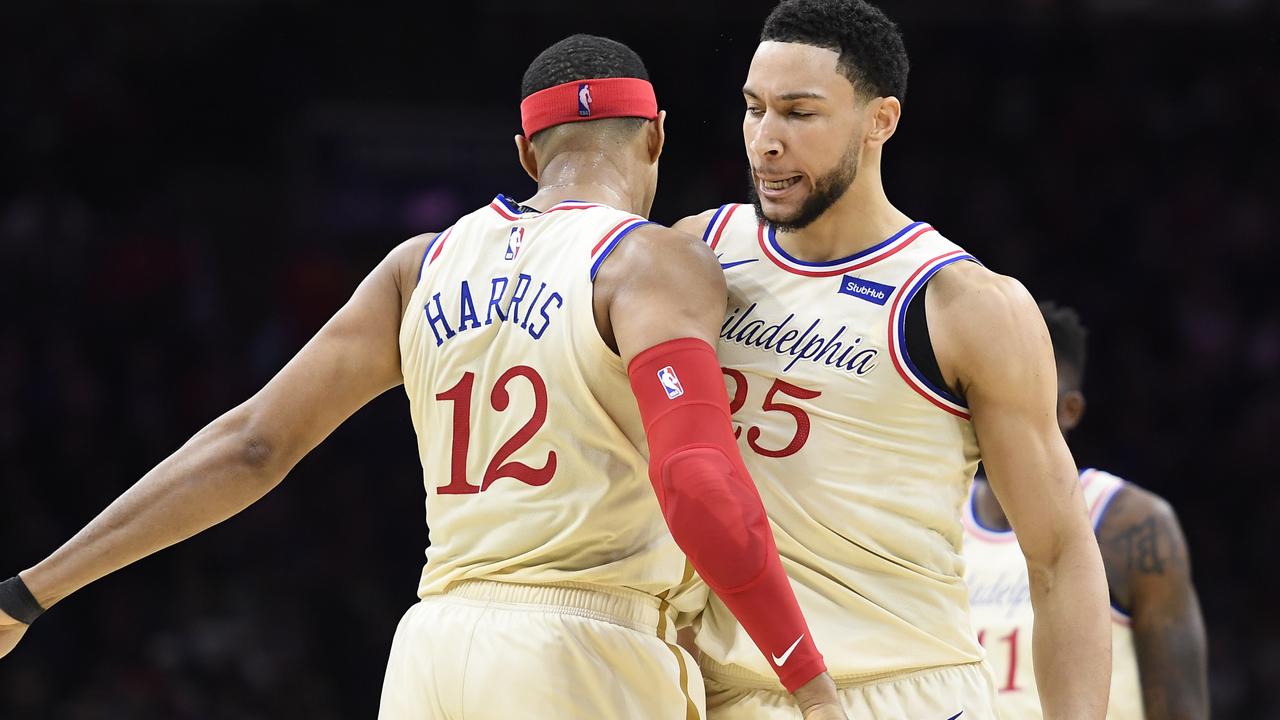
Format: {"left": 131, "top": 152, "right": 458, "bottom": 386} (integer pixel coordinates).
{"left": 422, "top": 272, "right": 565, "bottom": 346}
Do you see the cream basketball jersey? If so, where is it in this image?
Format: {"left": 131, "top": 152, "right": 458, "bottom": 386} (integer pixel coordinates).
{"left": 964, "top": 469, "right": 1144, "bottom": 718}
{"left": 399, "top": 194, "right": 702, "bottom": 615}
{"left": 693, "top": 204, "right": 985, "bottom": 684}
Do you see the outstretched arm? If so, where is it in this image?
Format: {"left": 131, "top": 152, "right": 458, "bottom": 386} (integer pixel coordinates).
{"left": 0, "top": 236, "right": 428, "bottom": 654}
{"left": 595, "top": 225, "right": 843, "bottom": 718}
{"left": 1097, "top": 485, "right": 1209, "bottom": 719}
{"left": 929, "top": 262, "right": 1111, "bottom": 719}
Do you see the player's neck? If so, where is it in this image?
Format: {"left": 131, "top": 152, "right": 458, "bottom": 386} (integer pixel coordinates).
{"left": 774, "top": 169, "right": 912, "bottom": 262}
{"left": 973, "top": 477, "right": 1013, "bottom": 532}
{"left": 525, "top": 152, "right": 649, "bottom": 217}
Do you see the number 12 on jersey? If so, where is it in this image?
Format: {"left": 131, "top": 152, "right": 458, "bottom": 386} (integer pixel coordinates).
{"left": 434, "top": 365, "right": 557, "bottom": 494}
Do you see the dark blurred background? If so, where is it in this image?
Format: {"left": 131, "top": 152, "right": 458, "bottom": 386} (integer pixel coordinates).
{"left": 1, "top": 0, "right": 1276, "bottom": 717}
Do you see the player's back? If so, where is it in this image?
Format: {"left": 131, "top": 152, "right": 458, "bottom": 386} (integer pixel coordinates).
{"left": 964, "top": 468, "right": 1144, "bottom": 719}
{"left": 399, "top": 195, "right": 697, "bottom": 607}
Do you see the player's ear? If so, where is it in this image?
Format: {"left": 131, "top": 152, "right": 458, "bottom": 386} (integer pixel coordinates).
{"left": 1057, "top": 389, "right": 1086, "bottom": 433}
{"left": 865, "top": 96, "right": 901, "bottom": 147}
{"left": 647, "top": 110, "right": 666, "bottom": 164}
{"left": 515, "top": 134, "right": 540, "bottom": 182}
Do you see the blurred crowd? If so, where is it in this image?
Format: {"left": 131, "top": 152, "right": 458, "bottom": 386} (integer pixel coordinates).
{"left": 1, "top": 1, "right": 1276, "bottom": 717}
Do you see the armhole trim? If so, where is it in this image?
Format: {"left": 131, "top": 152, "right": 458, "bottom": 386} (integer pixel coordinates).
{"left": 417, "top": 227, "right": 453, "bottom": 284}
{"left": 702, "top": 204, "right": 743, "bottom": 251}
{"left": 887, "top": 250, "right": 977, "bottom": 419}
{"left": 1088, "top": 473, "right": 1133, "bottom": 617}
{"left": 589, "top": 220, "right": 654, "bottom": 281}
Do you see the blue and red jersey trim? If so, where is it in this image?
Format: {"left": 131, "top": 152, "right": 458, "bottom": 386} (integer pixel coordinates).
{"left": 963, "top": 480, "right": 1019, "bottom": 544}
{"left": 758, "top": 221, "right": 934, "bottom": 278}
{"left": 1083, "top": 468, "right": 1133, "bottom": 621}
{"left": 886, "top": 249, "right": 977, "bottom": 419}
{"left": 417, "top": 226, "right": 457, "bottom": 278}
{"left": 488, "top": 194, "right": 601, "bottom": 221}
{"left": 701, "top": 204, "right": 746, "bottom": 251}
{"left": 1086, "top": 470, "right": 1127, "bottom": 533}
{"left": 589, "top": 219, "right": 653, "bottom": 280}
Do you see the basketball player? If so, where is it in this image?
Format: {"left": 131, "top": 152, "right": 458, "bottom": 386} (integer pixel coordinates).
{"left": 0, "top": 35, "right": 848, "bottom": 719}
{"left": 965, "top": 301, "right": 1209, "bottom": 719}
{"left": 673, "top": 1, "right": 1111, "bottom": 717}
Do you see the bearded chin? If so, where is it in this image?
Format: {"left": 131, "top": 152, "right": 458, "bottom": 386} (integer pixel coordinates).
{"left": 749, "top": 143, "right": 860, "bottom": 232}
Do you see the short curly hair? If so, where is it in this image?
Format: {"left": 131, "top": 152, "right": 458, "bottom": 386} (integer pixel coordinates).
{"left": 1039, "top": 300, "right": 1089, "bottom": 387}
{"left": 520, "top": 34, "right": 650, "bottom": 100}
{"left": 519, "top": 34, "right": 651, "bottom": 141}
{"left": 761, "top": 0, "right": 909, "bottom": 102}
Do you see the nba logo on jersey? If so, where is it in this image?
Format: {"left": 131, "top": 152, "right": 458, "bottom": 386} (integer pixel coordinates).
{"left": 657, "top": 366, "right": 684, "bottom": 399}
{"left": 504, "top": 227, "right": 525, "bottom": 260}
{"left": 578, "top": 83, "right": 593, "bottom": 117}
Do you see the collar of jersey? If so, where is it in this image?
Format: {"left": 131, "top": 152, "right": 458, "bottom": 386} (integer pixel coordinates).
{"left": 759, "top": 220, "right": 931, "bottom": 278}
{"left": 493, "top": 194, "right": 599, "bottom": 217}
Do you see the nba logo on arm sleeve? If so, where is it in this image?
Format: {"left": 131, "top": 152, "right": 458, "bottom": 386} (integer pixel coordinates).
{"left": 578, "top": 83, "right": 593, "bottom": 116}
{"left": 658, "top": 366, "right": 684, "bottom": 399}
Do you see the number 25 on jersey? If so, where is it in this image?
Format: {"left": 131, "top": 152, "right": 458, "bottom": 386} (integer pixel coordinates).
{"left": 722, "top": 369, "right": 821, "bottom": 458}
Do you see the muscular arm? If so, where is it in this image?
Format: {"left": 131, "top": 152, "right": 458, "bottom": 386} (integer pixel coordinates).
{"left": 0, "top": 236, "right": 429, "bottom": 637}
{"left": 929, "top": 263, "right": 1110, "bottom": 719}
{"left": 1098, "top": 485, "right": 1209, "bottom": 719}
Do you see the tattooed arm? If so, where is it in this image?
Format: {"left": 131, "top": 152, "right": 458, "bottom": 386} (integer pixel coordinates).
{"left": 1097, "top": 484, "right": 1209, "bottom": 719}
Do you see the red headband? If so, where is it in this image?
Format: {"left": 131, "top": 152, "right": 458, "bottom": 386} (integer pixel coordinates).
{"left": 520, "top": 77, "right": 658, "bottom": 137}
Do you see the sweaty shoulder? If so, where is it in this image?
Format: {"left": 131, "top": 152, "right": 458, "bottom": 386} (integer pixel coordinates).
{"left": 672, "top": 208, "right": 722, "bottom": 242}
{"left": 596, "top": 223, "right": 725, "bottom": 297}
{"left": 593, "top": 223, "right": 728, "bottom": 361}
{"left": 925, "top": 261, "right": 1049, "bottom": 398}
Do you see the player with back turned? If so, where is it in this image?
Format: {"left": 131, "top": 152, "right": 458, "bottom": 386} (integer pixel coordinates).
{"left": 964, "top": 301, "right": 1209, "bottom": 719}
{"left": 675, "top": 1, "right": 1112, "bottom": 717}
{"left": 0, "top": 34, "right": 847, "bottom": 719}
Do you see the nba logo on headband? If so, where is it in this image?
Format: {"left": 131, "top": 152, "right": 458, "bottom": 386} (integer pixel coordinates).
{"left": 520, "top": 78, "right": 656, "bottom": 137}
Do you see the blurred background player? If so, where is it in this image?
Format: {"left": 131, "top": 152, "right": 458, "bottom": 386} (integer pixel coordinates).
{"left": 964, "top": 301, "right": 1209, "bottom": 719}
{"left": 0, "top": 34, "right": 848, "bottom": 719}
{"left": 675, "top": 0, "right": 1110, "bottom": 717}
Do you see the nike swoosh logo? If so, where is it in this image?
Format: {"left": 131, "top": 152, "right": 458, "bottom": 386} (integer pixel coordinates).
{"left": 945, "top": 713, "right": 963, "bottom": 720}
{"left": 719, "top": 258, "right": 759, "bottom": 270}
{"left": 771, "top": 634, "right": 805, "bottom": 666}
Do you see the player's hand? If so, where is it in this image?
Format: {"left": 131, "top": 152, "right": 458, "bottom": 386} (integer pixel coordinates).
{"left": 0, "top": 609, "right": 29, "bottom": 660}
{"left": 792, "top": 672, "right": 848, "bottom": 720}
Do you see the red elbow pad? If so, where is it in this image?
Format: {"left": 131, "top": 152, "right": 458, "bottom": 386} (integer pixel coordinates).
{"left": 628, "top": 337, "right": 825, "bottom": 692}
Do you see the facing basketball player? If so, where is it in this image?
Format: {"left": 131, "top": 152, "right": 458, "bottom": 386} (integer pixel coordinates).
{"left": 0, "top": 34, "right": 847, "bottom": 719}
{"left": 964, "top": 301, "right": 1209, "bottom": 719}
{"left": 675, "top": 1, "right": 1111, "bottom": 717}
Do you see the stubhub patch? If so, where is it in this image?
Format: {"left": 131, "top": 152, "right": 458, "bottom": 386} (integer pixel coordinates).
{"left": 838, "top": 275, "right": 895, "bottom": 305}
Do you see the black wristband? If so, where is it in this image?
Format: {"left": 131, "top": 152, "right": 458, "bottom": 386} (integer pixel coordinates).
{"left": 0, "top": 576, "right": 45, "bottom": 625}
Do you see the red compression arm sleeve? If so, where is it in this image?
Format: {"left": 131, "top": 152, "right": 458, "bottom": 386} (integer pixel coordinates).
{"left": 628, "top": 337, "right": 825, "bottom": 692}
